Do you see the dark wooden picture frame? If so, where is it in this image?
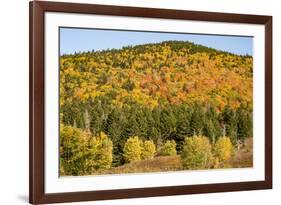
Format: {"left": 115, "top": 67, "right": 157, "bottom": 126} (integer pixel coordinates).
{"left": 29, "top": 1, "right": 272, "bottom": 204}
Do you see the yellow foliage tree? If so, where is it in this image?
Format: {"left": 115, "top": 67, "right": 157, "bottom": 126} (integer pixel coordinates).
{"left": 160, "top": 140, "right": 177, "bottom": 156}
{"left": 213, "top": 136, "right": 233, "bottom": 163}
{"left": 60, "top": 124, "right": 89, "bottom": 175}
{"left": 123, "top": 136, "right": 143, "bottom": 163}
{"left": 60, "top": 127, "right": 113, "bottom": 175}
{"left": 181, "top": 136, "right": 213, "bottom": 170}
{"left": 87, "top": 132, "right": 113, "bottom": 171}
{"left": 141, "top": 140, "right": 156, "bottom": 160}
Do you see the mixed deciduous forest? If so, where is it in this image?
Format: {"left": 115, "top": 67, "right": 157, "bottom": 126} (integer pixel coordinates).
{"left": 59, "top": 40, "right": 253, "bottom": 176}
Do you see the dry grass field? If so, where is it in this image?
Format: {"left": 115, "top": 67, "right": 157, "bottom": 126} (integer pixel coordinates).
{"left": 90, "top": 138, "right": 253, "bottom": 175}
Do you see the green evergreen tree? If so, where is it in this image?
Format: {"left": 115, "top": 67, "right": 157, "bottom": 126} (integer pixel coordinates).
{"left": 237, "top": 105, "right": 252, "bottom": 140}
{"left": 190, "top": 103, "right": 205, "bottom": 136}
{"left": 203, "top": 104, "right": 221, "bottom": 143}
{"left": 221, "top": 105, "right": 238, "bottom": 143}
{"left": 160, "top": 106, "right": 177, "bottom": 140}
{"left": 174, "top": 105, "right": 192, "bottom": 151}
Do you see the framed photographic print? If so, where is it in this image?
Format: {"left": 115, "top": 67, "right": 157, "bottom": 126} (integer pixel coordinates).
{"left": 29, "top": 1, "right": 272, "bottom": 204}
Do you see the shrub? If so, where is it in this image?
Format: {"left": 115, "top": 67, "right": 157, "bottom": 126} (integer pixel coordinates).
{"left": 87, "top": 132, "right": 113, "bottom": 171}
{"left": 160, "top": 140, "right": 177, "bottom": 156}
{"left": 123, "top": 136, "right": 143, "bottom": 163}
{"left": 213, "top": 136, "right": 233, "bottom": 163}
{"left": 181, "top": 136, "right": 213, "bottom": 170}
{"left": 141, "top": 140, "right": 156, "bottom": 159}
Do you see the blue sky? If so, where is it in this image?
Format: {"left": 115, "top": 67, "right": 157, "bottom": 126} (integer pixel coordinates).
{"left": 60, "top": 27, "right": 253, "bottom": 56}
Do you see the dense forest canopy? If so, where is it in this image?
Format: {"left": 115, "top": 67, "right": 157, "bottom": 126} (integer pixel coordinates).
{"left": 59, "top": 40, "right": 253, "bottom": 175}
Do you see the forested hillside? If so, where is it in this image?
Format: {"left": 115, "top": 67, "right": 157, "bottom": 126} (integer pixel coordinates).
{"left": 59, "top": 41, "right": 253, "bottom": 176}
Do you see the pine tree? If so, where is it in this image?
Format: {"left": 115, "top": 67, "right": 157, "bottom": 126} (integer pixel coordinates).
{"left": 204, "top": 104, "right": 221, "bottom": 143}
{"left": 190, "top": 104, "right": 205, "bottom": 136}
{"left": 236, "top": 105, "right": 252, "bottom": 140}
{"left": 174, "top": 105, "right": 192, "bottom": 151}
{"left": 221, "top": 105, "right": 238, "bottom": 143}
{"left": 160, "top": 106, "right": 177, "bottom": 140}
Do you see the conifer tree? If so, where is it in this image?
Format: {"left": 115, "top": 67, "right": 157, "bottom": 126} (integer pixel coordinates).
{"left": 190, "top": 104, "right": 205, "bottom": 136}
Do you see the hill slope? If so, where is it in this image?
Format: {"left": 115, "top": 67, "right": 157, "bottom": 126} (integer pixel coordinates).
{"left": 59, "top": 40, "right": 253, "bottom": 167}
{"left": 60, "top": 40, "right": 252, "bottom": 110}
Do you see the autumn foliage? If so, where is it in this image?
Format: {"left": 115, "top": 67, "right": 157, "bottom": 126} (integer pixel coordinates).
{"left": 60, "top": 126, "right": 113, "bottom": 175}
{"left": 141, "top": 140, "right": 156, "bottom": 160}
{"left": 59, "top": 40, "right": 253, "bottom": 175}
{"left": 181, "top": 136, "right": 213, "bottom": 170}
{"left": 123, "top": 136, "right": 143, "bottom": 163}
{"left": 160, "top": 140, "right": 177, "bottom": 156}
{"left": 214, "top": 136, "right": 233, "bottom": 163}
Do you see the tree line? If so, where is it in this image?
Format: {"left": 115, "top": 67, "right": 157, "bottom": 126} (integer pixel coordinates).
{"left": 61, "top": 99, "right": 252, "bottom": 167}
